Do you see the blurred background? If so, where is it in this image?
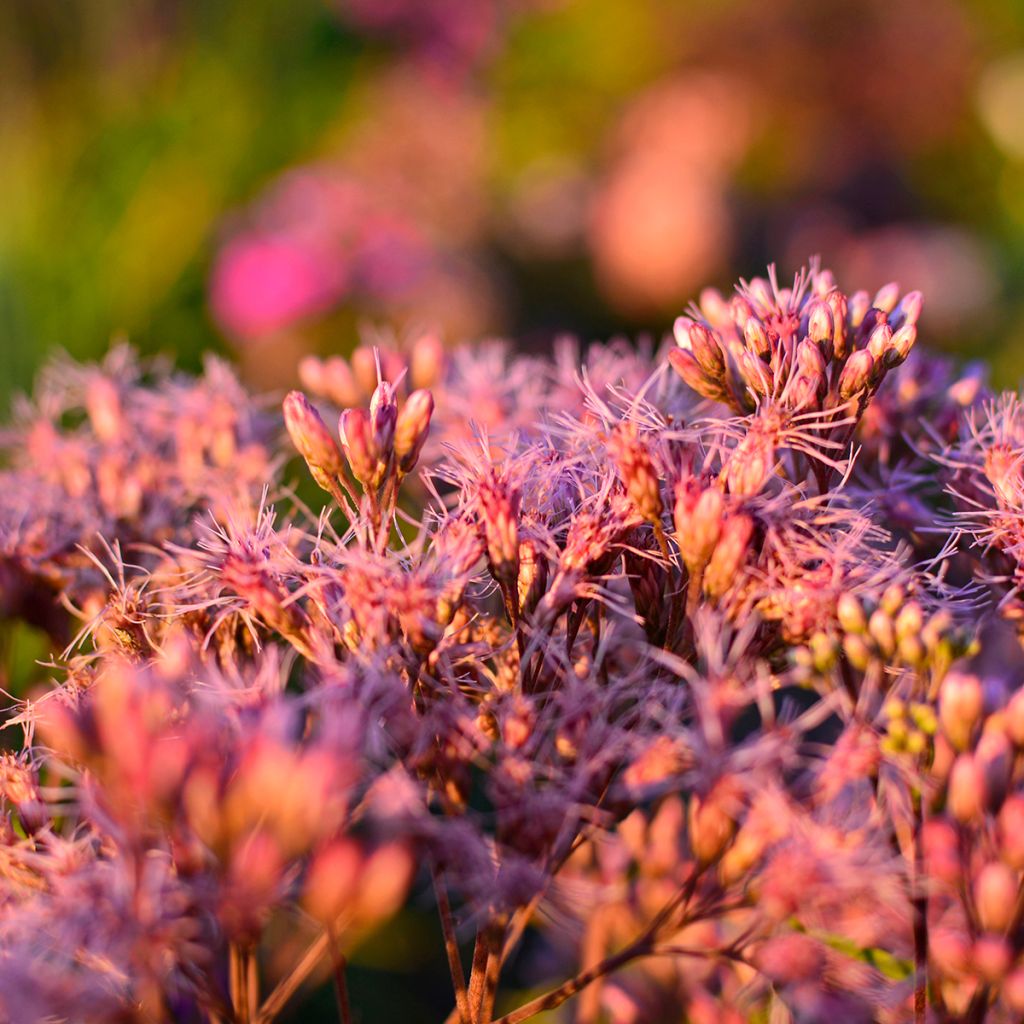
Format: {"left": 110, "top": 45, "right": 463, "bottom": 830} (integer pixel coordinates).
{"left": 3, "top": 0, "right": 1024, "bottom": 407}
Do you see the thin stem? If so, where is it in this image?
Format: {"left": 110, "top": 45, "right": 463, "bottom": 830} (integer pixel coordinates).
{"left": 229, "top": 943, "right": 252, "bottom": 1024}
{"left": 327, "top": 926, "right": 352, "bottom": 1024}
{"left": 478, "top": 913, "right": 509, "bottom": 1024}
{"left": 467, "top": 926, "right": 491, "bottom": 1023}
{"left": 490, "top": 939, "right": 649, "bottom": 1024}
{"left": 912, "top": 790, "right": 928, "bottom": 1024}
{"left": 256, "top": 930, "right": 329, "bottom": 1024}
{"left": 432, "top": 863, "right": 471, "bottom": 1024}
{"left": 490, "top": 871, "right": 702, "bottom": 1024}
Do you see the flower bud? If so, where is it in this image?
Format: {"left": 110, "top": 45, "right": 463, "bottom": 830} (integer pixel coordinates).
{"left": 743, "top": 317, "right": 771, "bottom": 360}
{"left": 868, "top": 609, "right": 895, "bottom": 657}
{"left": 836, "top": 593, "right": 867, "bottom": 634}
{"left": 796, "top": 338, "right": 827, "bottom": 378}
{"left": 354, "top": 844, "right": 414, "bottom": 925}
{"left": 284, "top": 391, "right": 345, "bottom": 492}
{"left": 998, "top": 795, "right": 1024, "bottom": 868}
{"left": 872, "top": 281, "right": 900, "bottom": 314}
{"left": 299, "top": 355, "right": 360, "bottom": 407}
{"left": 689, "top": 780, "right": 740, "bottom": 865}
{"left": 676, "top": 320, "right": 725, "bottom": 379}
{"left": 668, "top": 348, "right": 726, "bottom": 403}
{"left": 975, "top": 862, "right": 1018, "bottom": 933}
{"left": 1004, "top": 967, "right": 1024, "bottom": 1014}
{"left": 303, "top": 838, "right": 363, "bottom": 924}
{"left": 1005, "top": 690, "right": 1024, "bottom": 747}
{"left": 892, "top": 290, "right": 923, "bottom": 328}
{"left": 977, "top": 727, "right": 1013, "bottom": 809}
{"left": 703, "top": 513, "right": 754, "bottom": 598}
{"left": 393, "top": 389, "right": 434, "bottom": 474}
{"left": 923, "top": 820, "right": 962, "bottom": 885}
{"left": 847, "top": 290, "right": 871, "bottom": 328}
{"left": 609, "top": 424, "right": 663, "bottom": 523}
{"left": 517, "top": 539, "right": 548, "bottom": 616}
{"left": 843, "top": 633, "right": 872, "bottom": 672}
{"left": 369, "top": 381, "right": 398, "bottom": 457}
{"left": 699, "top": 287, "right": 730, "bottom": 326}
{"left": 805, "top": 302, "right": 834, "bottom": 359}
{"left": 867, "top": 322, "right": 894, "bottom": 363}
{"left": 674, "top": 483, "right": 723, "bottom": 574}
{"left": 339, "top": 407, "right": 379, "bottom": 488}
{"left": 86, "top": 376, "right": 123, "bottom": 442}
{"left": 930, "top": 928, "right": 970, "bottom": 976}
{"left": 479, "top": 478, "right": 520, "bottom": 585}
{"left": 889, "top": 324, "right": 917, "bottom": 365}
{"left": 410, "top": 331, "right": 445, "bottom": 389}
{"left": 973, "top": 934, "right": 1012, "bottom": 983}
{"left": 350, "top": 346, "right": 380, "bottom": 396}
{"left": 735, "top": 349, "right": 772, "bottom": 396}
{"left": 948, "top": 754, "right": 985, "bottom": 824}
{"left": 838, "top": 350, "right": 875, "bottom": 400}
{"left": 828, "top": 290, "right": 850, "bottom": 358}
{"left": 896, "top": 601, "right": 924, "bottom": 640}
{"left": 939, "top": 672, "right": 983, "bottom": 752}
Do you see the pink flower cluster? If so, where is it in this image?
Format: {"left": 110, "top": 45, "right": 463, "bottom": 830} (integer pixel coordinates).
{"left": 4, "top": 263, "right": 1024, "bottom": 1023}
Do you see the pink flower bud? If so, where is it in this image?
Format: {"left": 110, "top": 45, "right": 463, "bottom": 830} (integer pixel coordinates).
{"left": 517, "top": 539, "right": 549, "bottom": 616}
{"left": 339, "top": 407, "right": 379, "bottom": 488}
{"left": 796, "top": 338, "right": 827, "bottom": 379}
{"left": 828, "top": 290, "right": 850, "bottom": 358}
{"left": 975, "top": 862, "right": 1018, "bottom": 933}
{"left": 838, "top": 350, "right": 875, "bottom": 400}
{"left": 743, "top": 317, "right": 772, "bottom": 360}
{"left": 948, "top": 754, "right": 985, "bottom": 824}
{"left": 284, "top": 391, "right": 346, "bottom": 491}
{"left": 698, "top": 286, "right": 730, "bottom": 326}
{"left": 369, "top": 381, "right": 398, "bottom": 457}
{"left": 393, "top": 389, "right": 434, "bottom": 474}
{"left": 303, "top": 838, "right": 364, "bottom": 924}
{"left": 1005, "top": 690, "right": 1024, "bottom": 747}
{"left": 703, "top": 513, "right": 754, "bottom": 598}
{"left": 923, "top": 819, "right": 962, "bottom": 885}
{"left": 723, "top": 417, "right": 777, "bottom": 497}
{"left": 299, "top": 355, "right": 361, "bottom": 407}
{"left": 847, "top": 290, "right": 871, "bottom": 328}
{"left": 735, "top": 349, "right": 772, "bottom": 396}
{"left": 85, "top": 376, "right": 123, "bottom": 442}
{"left": 688, "top": 778, "right": 740, "bottom": 865}
{"left": 609, "top": 423, "right": 663, "bottom": 523}
{"left": 668, "top": 348, "right": 725, "bottom": 403}
{"left": 351, "top": 346, "right": 380, "bottom": 396}
{"left": 687, "top": 323, "right": 726, "bottom": 378}
{"left": 805, "top": 301, "right": 834, "bottom": 355}
{"left": 977, "top": 727, "right": 1013, "bottom": 809}
{"left": 867, "top": 322, "right": 894, "bottom": 362}
{"left": 354, "top": 844, "right": 414, "bottom": 925}
{"left": 410, "top": 331, "right": 445, "bottom": 389}
{"left": 889, "top": 324, "right": 917, "bottom": 365}
{"left": 892, "top": 289, "right": 923, "bottom": 328}
{"left": 479, "top": 478, "right": 520, "bottom": 585}
{"left": 930, "top": 928, "right": 970, "bottom": 976}
{"left": 755, "top": 934, "right": 824, "bottom": 985}
{"left": 998, "top": 795, "right": 1024, "bottom": 868}
{"left": 872, "top": 281, "right": 901, "bottom": 313}
{"left": 939, "top": 672, "right": 983, "bottom": 752}
{"left": 1005, "top": 967, "right": 1024, "bottom": 1013}
{"left": 836, "top": 592, "right": 867, "bottom": 633}
{"left": 675, "top": 484, "right": 724, "bottom": 575}
{"left": 973, "top": 934, "right": 1012, "bottom": 982}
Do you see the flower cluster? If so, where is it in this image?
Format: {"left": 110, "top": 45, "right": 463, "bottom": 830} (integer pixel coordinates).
{"left": 4, "top": 262, "right": 1024, "bottom": 1023}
